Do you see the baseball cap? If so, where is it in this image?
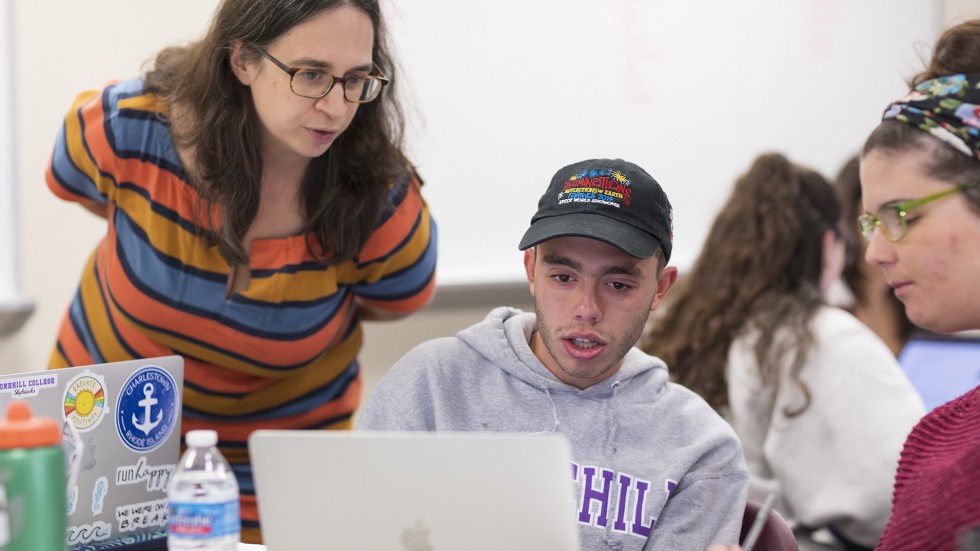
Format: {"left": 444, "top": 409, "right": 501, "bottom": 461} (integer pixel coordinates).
{"left": 518, "top": 158, "right": 673, "bottom": 260}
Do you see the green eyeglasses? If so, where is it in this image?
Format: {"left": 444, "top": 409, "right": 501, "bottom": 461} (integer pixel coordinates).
{"left": 857, "top": 182, "right": 979, "bottom": 242}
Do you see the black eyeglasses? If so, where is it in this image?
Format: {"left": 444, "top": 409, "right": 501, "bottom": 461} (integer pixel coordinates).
{"left": 250, "top": 45, "right": 388, "bottom": 103}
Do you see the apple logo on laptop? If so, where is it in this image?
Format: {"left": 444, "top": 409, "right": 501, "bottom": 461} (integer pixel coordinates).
{"left": 400, "top": 520, "right": 433, "bottom": 551}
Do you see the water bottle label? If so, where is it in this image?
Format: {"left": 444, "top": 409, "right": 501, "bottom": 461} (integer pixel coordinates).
{"left": 168, "top": 500, "right": 240, "bottom": 539}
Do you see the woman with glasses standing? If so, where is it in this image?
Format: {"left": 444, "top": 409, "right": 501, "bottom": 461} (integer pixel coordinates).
{"left": 858, "top": 19, "right": 980, "bottom": 551}
{"left": 644, "top": 153, "right": 924, "bottom": 551}
{"left": 45, "top": 0, "right": 435, "bottom": 542}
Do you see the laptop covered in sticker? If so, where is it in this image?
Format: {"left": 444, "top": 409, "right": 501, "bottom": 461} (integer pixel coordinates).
{"left": 0, "top": 356, "right": 184, "bottom": 549}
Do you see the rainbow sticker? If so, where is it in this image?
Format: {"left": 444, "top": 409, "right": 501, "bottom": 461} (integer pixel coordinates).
{"left": 64, "top": 371, "right": 109, "bottom": 432}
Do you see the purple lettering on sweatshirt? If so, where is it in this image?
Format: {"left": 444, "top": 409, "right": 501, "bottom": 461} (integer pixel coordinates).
{"left": 578, "top": 466, "right": 614, "bottom": 526}
{"left": 614, "top": 473, "right": 632, "bottom": 532}
{"left": 571, "top": 463, "right": 671, "bottom": 539}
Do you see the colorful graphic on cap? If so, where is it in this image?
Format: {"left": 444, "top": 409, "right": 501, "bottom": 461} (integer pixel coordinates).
{"left": 558, "top": 168, "right": 633, "bottom": 208}
{"left": 64, "top": 371, "right": 108, "bottom": 432}
{"left": 116, "top": 366, "right": 179, "bottom": 452}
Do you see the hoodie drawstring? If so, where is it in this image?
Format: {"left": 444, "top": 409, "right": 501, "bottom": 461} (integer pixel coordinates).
{"left": 546, "top": 381, "right": 627, "bottom": 549}
{"left": 601, "top": 381, "right": 625, "bottom": 548}
{"left": 608, "top": 381, "right": 622, "bottom": 456}
{"left": 543, "top": 388, "right": 562, "bottom": 432}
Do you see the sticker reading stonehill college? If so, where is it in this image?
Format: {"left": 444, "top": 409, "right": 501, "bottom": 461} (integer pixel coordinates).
{"left": 64, "top": 371, "right": 109, "bottom": 432}
{"left": 116, "top": 366, "right": 179, "bottom": 452}
{"left": 0, "top": 373, "right": 57, "bottom": 399}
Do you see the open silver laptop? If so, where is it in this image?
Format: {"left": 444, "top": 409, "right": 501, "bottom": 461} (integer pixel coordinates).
{"left": 0, "top": 356, "right": 183, "bottom": 549}
{"left": 249, "top": 430, "right": 580, "bottom": 551}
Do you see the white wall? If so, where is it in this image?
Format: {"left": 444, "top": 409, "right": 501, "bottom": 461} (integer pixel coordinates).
{"left": 946, "top": 0, "right": 980, "bottom": 23}
{"left": 0, "top": 0, "right": 15, "bottom": 301}
{"left": 0, "top": 1, "right": 971, "bottom": 406}
{"left": 393, "top": 0, "right": 941, "bottom": 285}
{"left": 0, "top": 1, "right": 220, "bottom": 371}
{"left": 0, "top": 0, "right": 32, "bottom": 335}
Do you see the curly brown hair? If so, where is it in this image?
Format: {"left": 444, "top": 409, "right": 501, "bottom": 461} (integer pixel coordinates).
{"left": 143, "top": 0, "right": 416, "bottom": 265}
{"left": 641, "top": 153, "right": 839, "bottom": 415}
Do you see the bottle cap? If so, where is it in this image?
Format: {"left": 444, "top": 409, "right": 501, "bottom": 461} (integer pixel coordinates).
{"left": 185, "top": 429, "right": 218, "bottom": 448}
{"left": 0, "top": 401, "right": 62, "bottom": 449}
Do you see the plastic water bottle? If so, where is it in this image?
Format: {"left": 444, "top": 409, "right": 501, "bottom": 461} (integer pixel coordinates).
{"left": 167, "top": 429, "right": 240, "bottom": 550}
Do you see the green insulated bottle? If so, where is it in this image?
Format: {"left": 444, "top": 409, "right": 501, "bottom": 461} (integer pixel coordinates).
{"left": 0, "top": 401, "right": 67, "bottom": 551}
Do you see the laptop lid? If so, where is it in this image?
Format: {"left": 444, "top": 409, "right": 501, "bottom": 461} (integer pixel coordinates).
{"left": 249, "top": 430, "right": 581, "bottom": 551}
{"left": 899, "top": 334, "right": 980, "bottom": 411}
{"left": 0, "top": 356, "right": 183, "bottom": 549}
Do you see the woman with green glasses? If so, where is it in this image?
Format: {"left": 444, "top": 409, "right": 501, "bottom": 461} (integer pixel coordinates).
{"left": 858, "top": 18, "right": 980, "bottom": 551}
{"left": 45, "top": 0, "right": 436, "bottom": 543}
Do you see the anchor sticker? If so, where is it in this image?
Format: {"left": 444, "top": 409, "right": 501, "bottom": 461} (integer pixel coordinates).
{"left": 131, "top": 383, "right": 162, "bottom": 436}
{"left": 116, "top": 366, "right": 179, "bottom": 452}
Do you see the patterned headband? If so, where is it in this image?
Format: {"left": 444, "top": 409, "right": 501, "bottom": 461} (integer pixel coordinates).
{"left": 882, "top": 73, "right": 980, "bottom": 160}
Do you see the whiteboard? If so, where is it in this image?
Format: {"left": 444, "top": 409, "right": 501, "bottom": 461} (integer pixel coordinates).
{"left": 0, "top": 0, "right": 18, "bottom": 302}
{"left": 385, "top": 0, "right": 941, "bottom": 285}
{"left": 5, "top": 0, "right": 943, "bottom": 295}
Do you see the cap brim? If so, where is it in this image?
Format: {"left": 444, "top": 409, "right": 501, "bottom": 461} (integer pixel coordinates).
{"left": 518, "top": 213, "right": 661, "bottom": 259}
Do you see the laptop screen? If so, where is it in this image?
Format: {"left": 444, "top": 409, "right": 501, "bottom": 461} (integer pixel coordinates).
{"left": 899, "top": 335, "right": 980, "bottom": 411}
{"left": 0, "top": 356, "right": 183, "bottom": 550}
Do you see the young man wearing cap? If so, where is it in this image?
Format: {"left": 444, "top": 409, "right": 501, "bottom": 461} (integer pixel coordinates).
{"left": 358, "top": 159, "right": 749, "bottom": 550}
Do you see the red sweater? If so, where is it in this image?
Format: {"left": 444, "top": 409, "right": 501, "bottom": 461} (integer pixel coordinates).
{"left": 876, "top": 385, "right": 980, "bottom": 551}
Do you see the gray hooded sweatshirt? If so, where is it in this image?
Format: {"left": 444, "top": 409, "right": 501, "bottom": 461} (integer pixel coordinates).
{"left": 358, "top": 307, "right": 749, "bottom": 550}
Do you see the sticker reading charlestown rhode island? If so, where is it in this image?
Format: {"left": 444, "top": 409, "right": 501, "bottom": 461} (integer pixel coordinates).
{"left": 116, "top": 366, "right": 179, "bottom": 453}
{"left": 64, "top": 371, "right": 109, "bottom": 432}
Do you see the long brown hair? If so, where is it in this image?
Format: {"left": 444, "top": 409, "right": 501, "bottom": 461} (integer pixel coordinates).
{"left": 144, "top": 0, "right": 414, "bottom": 265}
{"left": 642, "top": 153, "right": 840, "bottom": 415}
{"left": 863, "top": 19, "right": 980, "bottom": 211}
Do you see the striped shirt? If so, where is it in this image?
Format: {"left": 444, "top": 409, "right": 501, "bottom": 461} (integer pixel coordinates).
{"left": 46, "top": 78, "right": 437, "bottom": 538}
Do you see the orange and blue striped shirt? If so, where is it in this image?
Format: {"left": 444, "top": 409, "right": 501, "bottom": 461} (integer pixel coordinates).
{"left": 46, "top": 78, "right": 437, "bottom": 538}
